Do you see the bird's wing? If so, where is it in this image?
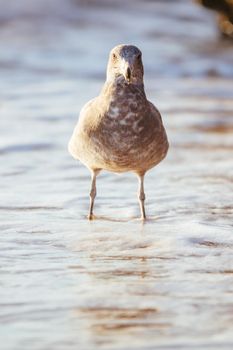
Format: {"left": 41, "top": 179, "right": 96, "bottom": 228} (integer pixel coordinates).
{"left": 147, "top": 100, "right": 169, "bottom": 152}
{"left": 148, "top": 101, "right": 162, "bottom": 124}
{"left": 77, "top": 96, "right": 108, "bottom": 135}
{"left": 68, "top": 97, "right": 104, "bottom": 160}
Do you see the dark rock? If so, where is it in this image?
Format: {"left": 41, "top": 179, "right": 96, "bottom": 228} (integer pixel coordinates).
{"left": 195, "top": 0, "right": 233, "bottom": 39}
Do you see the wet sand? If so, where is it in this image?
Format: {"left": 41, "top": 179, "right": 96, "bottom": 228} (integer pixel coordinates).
{"left": 0, "top": 0, "right": 233, "bottom": 349}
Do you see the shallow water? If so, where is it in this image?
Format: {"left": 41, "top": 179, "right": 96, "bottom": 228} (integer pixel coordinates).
{"left": 0, "top": 0, "right": 233, "bottom": 349}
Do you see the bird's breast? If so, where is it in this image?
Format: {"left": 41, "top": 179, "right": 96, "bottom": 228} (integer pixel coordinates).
{"left": 90, "top": 86, "right": 160, "bottom": 157}
{"left": 74, "top": 84, "right": 168, "bottom": 173}
{"left": 105, "top": 86, "right": 147, "bottom": 131}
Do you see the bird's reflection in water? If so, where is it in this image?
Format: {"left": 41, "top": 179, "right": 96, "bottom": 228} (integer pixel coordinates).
{"left": 69, "top": 225, "right": 172, "bottom": 347}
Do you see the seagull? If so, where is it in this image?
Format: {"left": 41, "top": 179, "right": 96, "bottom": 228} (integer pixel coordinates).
{"left": 68, "top": 44, "right": 169, "bottom": 220}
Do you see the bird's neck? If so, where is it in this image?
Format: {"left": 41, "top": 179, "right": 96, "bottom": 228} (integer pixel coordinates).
{"left": 101, "top": 76, "right": 146, "bottom": 99}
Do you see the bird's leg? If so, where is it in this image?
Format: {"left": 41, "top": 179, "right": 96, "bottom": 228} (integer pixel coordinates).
{"left": 137, "top": 173, "right": 146, "bottom": 220}
{"left": 88, "top": 170, "right": 98, "bottom": 220}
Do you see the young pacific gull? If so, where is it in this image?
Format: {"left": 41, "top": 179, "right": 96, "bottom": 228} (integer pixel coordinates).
{"left": 68, "top": 44, "right": 169, "bottom": 220}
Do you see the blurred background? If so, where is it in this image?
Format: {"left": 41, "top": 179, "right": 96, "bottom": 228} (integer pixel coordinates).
{"left": 0, "top": 1, "right": 233, "bottom": 350}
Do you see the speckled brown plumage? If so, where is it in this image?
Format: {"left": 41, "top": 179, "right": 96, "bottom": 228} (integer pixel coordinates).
{"left": 69, "top": 44, "right": 169, "bottom": 219}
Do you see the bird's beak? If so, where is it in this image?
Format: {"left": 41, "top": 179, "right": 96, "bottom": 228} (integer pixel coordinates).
{"left": 122, "top": 60, "right": 132, "bottom": 83}
{"left": 125, "top": 66, "right": 131, "bottom": 83}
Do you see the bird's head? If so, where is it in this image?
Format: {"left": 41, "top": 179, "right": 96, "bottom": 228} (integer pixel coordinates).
{"left": 106, "top": 44, "right": 144, "bottom": 85}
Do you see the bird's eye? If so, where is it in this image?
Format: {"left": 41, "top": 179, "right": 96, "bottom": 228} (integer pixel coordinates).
{"left": 137, "top": 53, "right": 142, "bottom": 60}
{"left": 112, "top": 53, "right": 117, "bottom": 59}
